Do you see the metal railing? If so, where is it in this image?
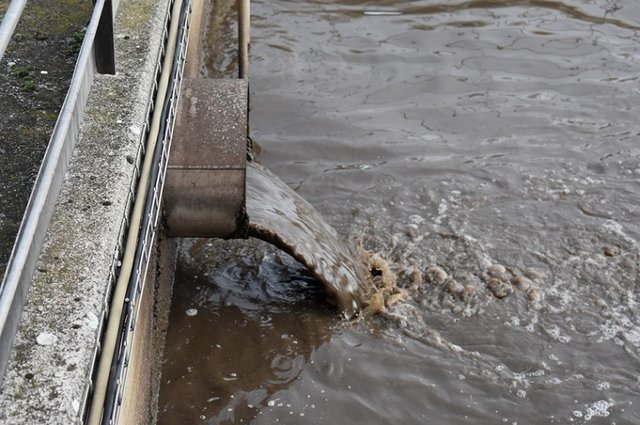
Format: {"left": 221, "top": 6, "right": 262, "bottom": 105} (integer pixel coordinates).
{"left": 0, "top": 0, "right": 117, "bottom": 382}
{"left": 0, "top": 0, "right": 27, "bottom": 59}
{"left": 0, "top": 0, "right": 27, "bottom": 60}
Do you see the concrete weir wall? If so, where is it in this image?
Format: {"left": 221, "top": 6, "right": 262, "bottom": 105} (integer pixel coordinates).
{"left": 0, "top": 0, "right": 177, "bottom": 423}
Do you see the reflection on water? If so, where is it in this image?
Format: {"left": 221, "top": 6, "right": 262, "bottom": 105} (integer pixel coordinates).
{"left": 201, "top": 0, "right": 239, "bottom": 78}
{"left": 159, "top": 0, "right": 640, "bottom": 423}
{"left": 157, "top": 241, "right": 339, "bottom": 424}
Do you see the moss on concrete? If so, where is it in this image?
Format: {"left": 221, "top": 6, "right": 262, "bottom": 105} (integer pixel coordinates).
{"left": 20, "top": 0, "right": 92, "bottom": 39}
{"left": 118, "top": 0, "right": 156, "bottom": 32}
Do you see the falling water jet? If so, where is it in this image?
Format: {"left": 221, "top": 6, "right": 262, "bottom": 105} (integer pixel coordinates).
{"left": 246, "top": 161, "right": 374, "bottom": 315}
{"left": 162, "top": 82, "right": 375, "bottom": 314}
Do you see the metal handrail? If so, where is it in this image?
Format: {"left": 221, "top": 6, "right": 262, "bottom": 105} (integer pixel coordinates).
{"left": 0, "top": 0, "right": 116, "bottom": 383}
{"left": 0, "top": 0, "right": 27, "bottom": 61}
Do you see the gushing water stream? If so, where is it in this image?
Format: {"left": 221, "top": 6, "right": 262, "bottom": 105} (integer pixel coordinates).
{"left": 246, "top": 161, "right": 372, "bottom": 314}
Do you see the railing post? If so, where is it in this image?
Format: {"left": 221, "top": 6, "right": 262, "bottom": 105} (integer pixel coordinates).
{"left": 94, "top": 0, "right": 116, "bottom": 74}
{"left": 238, "top": 0, "right": 250, "bottom": 79}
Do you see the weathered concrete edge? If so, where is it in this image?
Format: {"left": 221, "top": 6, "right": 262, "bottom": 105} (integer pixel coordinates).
{"left": 119, "top": 232, "right": 175, "bottom": 425}
{"left": 0, "top": 0, "right": 171, "bottom": 422}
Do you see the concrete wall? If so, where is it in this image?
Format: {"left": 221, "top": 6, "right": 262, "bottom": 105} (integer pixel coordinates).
{"left": 119, "top": 234, "right": 175, "bottom": 425}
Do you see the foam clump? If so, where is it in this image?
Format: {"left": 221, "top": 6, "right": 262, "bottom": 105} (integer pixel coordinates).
{"left": 360, "top": 250, "right": 407, "bottom": 315}
{"left": 583, "top": 400, "right": 613, "bottom": 421}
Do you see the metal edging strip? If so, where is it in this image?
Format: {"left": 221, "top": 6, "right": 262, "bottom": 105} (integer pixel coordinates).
{"left": 99, "top": 0, "right": 190, "bottom": 422}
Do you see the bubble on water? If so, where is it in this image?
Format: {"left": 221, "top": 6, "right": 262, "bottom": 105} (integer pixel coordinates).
{"left": 595, "top": 298, "right": 608, "bottom": 309}
{"left": 543, "top": 325, "right": 571, "bottom": 343}
{"left": 487, "top": 264, "right": 507, "bottom": 278}
{"left": 185, "top": 308, "right": 198, "bottom": 317}
{"left": 583, "top": 400, "right": 613, "bottom": 420}
{"left": 461, "top": 284, "right": 481, "bottom": 302}
{"left": 404, "top": 223, "right": 421, "bottom": 241}
{"left": 516, "top": 389, "right": 527, "bottom": 398}
{"left": 447, "top": 280, "right": 464, "bottom": 296}
{"left": 603, "top": 245, "right": 620, "bottom": 257}
{"left": 525, "top": 268, "right": 546, "bottom": 281}
{"left": 408, "top": 214, "right": 425, "bottom": 224}
{"left": 223, "top": 373, "right": 238, "bottom": 381}
{"left": 488, "top": 277, "right": 512, "bottom": 299}
{"left": 386, "top": 289, "right": 408, "bottom": 307}
{"left": 406, "top": 266, "right": 423, "bottom": 287}
{"left": 597, "top": 317, "right": 639, "bottom": 345}
{"left": 547, "top": 377, "right": 562, "bottom": 385}
{"left": 434, "top": 199, "right": 449, "bottom": 224}
{"left": 512, "top": 275, "right": 532, "bottom": 291}
{"left": 508, "top": 316, "right": 520, "bottom": 327}
{"left": 425, "top": 266, "right": 448, "bottom": 284}
{"left": 602, "top": 220, "right": 638, "bottom": 248}
{"left": 360, "top": 250, "right": 411, "bottom": 313}
{"left": 527, "top": 288, "right": 543, "bottom": 303}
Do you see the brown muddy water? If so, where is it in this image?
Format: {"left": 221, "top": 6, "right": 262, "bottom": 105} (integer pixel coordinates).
{"left": 158, "top": 0, "right": 640, "bottom": 423}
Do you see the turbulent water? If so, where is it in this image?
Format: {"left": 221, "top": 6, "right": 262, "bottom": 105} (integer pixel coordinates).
{"left": 158, "top": 0, "right": 640, "bottom": 424}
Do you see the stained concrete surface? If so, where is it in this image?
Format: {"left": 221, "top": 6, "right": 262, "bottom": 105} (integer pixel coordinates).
{"left": 165, "top": 78, "right": 248, "bottom": 238}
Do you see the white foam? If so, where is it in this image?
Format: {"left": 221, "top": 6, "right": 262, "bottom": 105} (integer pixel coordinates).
{"left": 583, "top": 400, "right": 613, "bottom": 421}
{"left": 434, "top": 199, "right": 449, "bottom": 224}
{"left": 543, "top": 325, "right": 572, "bottom": 343}
{"left": 602, "top": 220, "right": 638, "bottom": 248}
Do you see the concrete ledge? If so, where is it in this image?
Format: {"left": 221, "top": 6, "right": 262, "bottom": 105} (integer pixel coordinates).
{"left": 0, "top": 0, "right": 173, "bottom": 422}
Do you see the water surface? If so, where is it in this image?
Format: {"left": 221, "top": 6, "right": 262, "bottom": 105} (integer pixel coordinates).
{"left": 158, "top": 0, "right": 640, "bottom": 423}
